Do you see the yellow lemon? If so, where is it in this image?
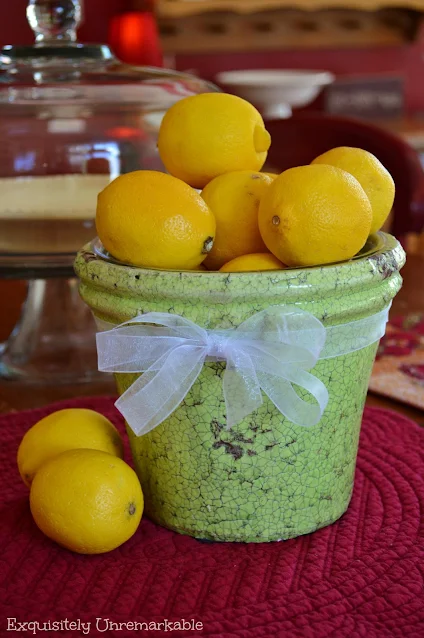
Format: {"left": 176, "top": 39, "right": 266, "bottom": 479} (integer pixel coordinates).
{"left": 263, "top": 172, "right": 279, "bottom": 179}
{"left": 17, "top": 408, "right": 123, "bottom": 487}
{"left": 96, "top": 170, "right": 216, "bottom": 269}
{"left": 258, "top": 164, "right": 372, "bottom": 267}
{"left": 219, "top": 253, "right": 286, "bottom": 272}
{"left": 158, "top": 93, "right": 271, "bottom": 188}
{"left": 30, "top": 449, "right": 143, "bottom": 554}
{"left": 202, "top": 171, "right": 272, "bottom": 270}
{"left": 311, "top": 147, "right": 395, "bottom": 234}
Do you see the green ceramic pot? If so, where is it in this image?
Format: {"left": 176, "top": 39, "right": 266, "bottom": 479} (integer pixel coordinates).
{"left": 75, "top": 233, "right": 405, "bottom": 542}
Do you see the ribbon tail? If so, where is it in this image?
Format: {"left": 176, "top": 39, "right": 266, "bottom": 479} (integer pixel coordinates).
{"left": 258, "top": 365, "right": 329, "bottom": 427}
{"left": 116, "top": 345, "right": 205, "bottom": 436}
{"left": 224, "top": 348, "right": 263, "bottom": 429}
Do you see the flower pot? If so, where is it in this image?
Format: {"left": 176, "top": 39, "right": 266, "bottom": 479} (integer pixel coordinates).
{"left": 75, "top": 233, "right": 405, "bottom": 542}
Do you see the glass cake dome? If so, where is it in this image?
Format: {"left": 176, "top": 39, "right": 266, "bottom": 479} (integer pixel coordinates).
{"left": 0, "top": 0, "right": 216, "bottom": 382}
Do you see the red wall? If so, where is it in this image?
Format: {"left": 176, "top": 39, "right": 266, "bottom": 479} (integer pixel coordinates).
{"left": 3, "top": 0, "right": 424, "bottom": 114}
{"left": 175, "top": 33, "right": 424, "bottom": 114}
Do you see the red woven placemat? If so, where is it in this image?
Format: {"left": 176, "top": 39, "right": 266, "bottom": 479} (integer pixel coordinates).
{"left": 1, "top": 398, "right": 423, "bottom": 638}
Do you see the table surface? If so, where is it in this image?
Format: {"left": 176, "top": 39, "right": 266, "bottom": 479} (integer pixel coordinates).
{"left": 0, "top": 254, "right": 423, "bottom": 424}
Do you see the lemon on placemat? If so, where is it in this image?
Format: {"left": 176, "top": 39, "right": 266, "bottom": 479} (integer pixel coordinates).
{"left": 30, "top": 449, "right": 143, "bottom": 554}
{"left": 311, "top": 147, "right": 395, "bottom": 234}
{"left": 96, "top": 170, "right": 216, "bottom": 269}
{"left": 258, "top": 164, "right": 373, "bottom": 267}
{"left": 158, "top": 93, "right": 271, "bottom": 188}
{"left": 202, "top": 171, "right": 272, "bottom": 270}
{"left": 219, "top": 253, "right": 286, "bottom": 272}
{"left": 17, "top": 408, "right": 123, "bottom": 487}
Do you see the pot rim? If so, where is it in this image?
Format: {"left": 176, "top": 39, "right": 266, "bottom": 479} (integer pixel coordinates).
{"left": 75, "top": 232, "right": 406, "bottom": 324}
{"left": 75, "top": 232, "right": 404, "bottom": 285}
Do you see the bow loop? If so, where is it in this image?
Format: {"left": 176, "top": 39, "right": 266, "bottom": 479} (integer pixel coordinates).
{"left": 235, "top": 305, "right": 326, "bottom": 368}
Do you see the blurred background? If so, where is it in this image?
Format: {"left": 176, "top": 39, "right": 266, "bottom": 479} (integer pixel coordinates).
{"left": 4, "top": 1, "right": 424, "bottom": 169}
{"left": 4, "top": 0, "right": 424, "bottom": 121}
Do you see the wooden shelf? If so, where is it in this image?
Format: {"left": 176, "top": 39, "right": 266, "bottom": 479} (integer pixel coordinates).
{"left": 157, "top": 0, "right": 424, "bottom": 19}
{"left": 158, "top": 7, "right": 420, "bottom": 53}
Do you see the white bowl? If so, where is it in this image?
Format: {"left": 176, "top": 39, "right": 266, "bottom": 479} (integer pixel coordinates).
{"left": 215, "top": 69, "right": 334, "bottom": 119}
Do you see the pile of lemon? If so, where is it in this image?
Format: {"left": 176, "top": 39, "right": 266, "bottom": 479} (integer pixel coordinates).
{"left": 96, "top": 93, "right": 395, "bottom": 272}
{"left": 17, "top": 409, "right": 143, "bottom": 554}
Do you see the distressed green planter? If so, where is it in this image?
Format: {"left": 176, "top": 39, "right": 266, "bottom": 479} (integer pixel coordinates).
{"left": 75, "top": 233, "right": 405, "bottom": 542}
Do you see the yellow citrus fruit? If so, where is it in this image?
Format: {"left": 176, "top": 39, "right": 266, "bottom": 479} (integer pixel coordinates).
{"left": 17, "top": 408, "right": 123, "bottom": 487}
{"left": 30, "top": 449, "right": 143, "bottom": 554}
{"left": 202, "top": 171, "right": 272, "bottom": 270}
{"left": 263, "top": 172, "right": 279, "bottom": 179}
{"left": 258, "top": 164, "right": 373, "bottom": 267}
{"left": 158, "top": 93, "right": 271, "bottom": 189}
{"left": 219, "top": 253, "right": 286, "bottom": 272}
{"left": 311, "top": 147, "right": 395, "bottom": 234}
{"left": 96, "top": 170, "right": 216, "bottom": 269}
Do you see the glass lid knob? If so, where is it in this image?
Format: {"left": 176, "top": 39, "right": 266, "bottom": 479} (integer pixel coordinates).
{"left": 0, "top": 0, "right": 112, "bottom": 66}
{"left": 26, "top": 0, "right": 83, "bottom": 45}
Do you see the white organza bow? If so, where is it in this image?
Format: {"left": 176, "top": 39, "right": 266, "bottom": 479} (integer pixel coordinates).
{"left": 97, "top": 305, "right": 390, "bottom": 436}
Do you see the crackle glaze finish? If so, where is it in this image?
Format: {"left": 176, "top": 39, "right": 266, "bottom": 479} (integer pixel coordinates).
{"left": 75, "top": 233, "right": 405, "bottom": 542}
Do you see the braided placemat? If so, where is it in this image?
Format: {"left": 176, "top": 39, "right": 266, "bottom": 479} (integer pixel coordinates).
{"left": 1, "top": 397, "right": 423, "bottom": 637}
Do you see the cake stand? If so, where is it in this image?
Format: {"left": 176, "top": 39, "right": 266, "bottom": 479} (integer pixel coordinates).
{"left": 216, "top": 69, "right": 334, "bottom": 119}
{"left": 0, "top": 0, "right": 215, "bottom": 383}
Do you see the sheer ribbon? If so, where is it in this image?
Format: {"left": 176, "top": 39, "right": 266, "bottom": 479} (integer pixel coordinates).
{"left": 97, "top": 305, "right": 390, "bottom": 436}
